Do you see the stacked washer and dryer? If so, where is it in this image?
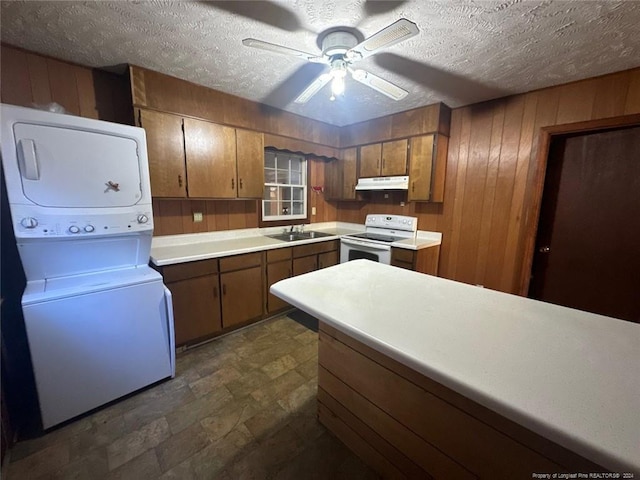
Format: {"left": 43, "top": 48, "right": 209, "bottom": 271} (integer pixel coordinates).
{"left": 1, "top": 104, "right": 175, "bottom": 429}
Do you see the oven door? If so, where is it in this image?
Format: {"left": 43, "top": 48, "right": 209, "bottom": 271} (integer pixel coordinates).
{"left": 340, "top": 238, "right": 392, "bottom": 264}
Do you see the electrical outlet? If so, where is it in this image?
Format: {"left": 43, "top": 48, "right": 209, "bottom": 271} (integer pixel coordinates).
{"left": 311, "top": 207, "right": 317, "bottom": 216}
{"left": 400, "top": 202, "right": 405, "bottom": 207}
{"left": 193, "top": 212, "right": 203, "bottom": 222}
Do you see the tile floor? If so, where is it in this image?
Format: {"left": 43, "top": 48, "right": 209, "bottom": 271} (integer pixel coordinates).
{"left": 5, "top": 313, "right": 379, "bottom": 479}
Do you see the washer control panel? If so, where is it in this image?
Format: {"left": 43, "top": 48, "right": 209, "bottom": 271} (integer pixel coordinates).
{"left": 12, "top": 206, "right": 154, "bottom": 238}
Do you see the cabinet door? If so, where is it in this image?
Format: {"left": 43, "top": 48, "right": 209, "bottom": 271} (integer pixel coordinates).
{"left": 408, "top": 135, "right": 435, "bottom": 201}
{"left": 318, "top": 251, "right": 339, "bottom": 269}
{"left": 381, "top": 139, "right": 408, "bottom": 176}
{"left": 324, "top": 158, "right": 342, "bottom": 200}
{"left": 341, "top": 147, "right": 358, "bottom": 199}
{"left": 267, "top": 260, "right": 292, "bottom": 313}
{"left": 137, "top": 109, "right": 187, "bottom": 197}
{"left": 184, "top": 119, "right": 237, "bottom": 198}
{"left": 236, "top": 129, "right": 264, "bottom": 198}
{"left": 167, "top": 274, "right": 221, "bottom": 346}
{"left": 221, "top": 266, "right": 263, "bottom": 328}
{"left": 293, "top": 255, "right": 317, "bottom": 276}
{"left": 359, "top": 143, "right": 382, "bottom": 177}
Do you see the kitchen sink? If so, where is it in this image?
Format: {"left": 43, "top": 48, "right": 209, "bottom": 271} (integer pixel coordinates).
{"left": 266, "top": 231, "right": 334, "bottom": 242}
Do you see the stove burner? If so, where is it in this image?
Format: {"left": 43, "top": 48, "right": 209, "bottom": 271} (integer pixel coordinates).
{"left": 347, "top": 232, "right": 399, "bottom": 243}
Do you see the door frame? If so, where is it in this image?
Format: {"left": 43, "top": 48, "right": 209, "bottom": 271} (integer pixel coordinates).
{"left": 518, "top": 113, "right": 640, "bottom": 296}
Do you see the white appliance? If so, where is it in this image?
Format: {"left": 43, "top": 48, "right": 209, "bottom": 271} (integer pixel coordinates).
{"left": 1, "top": 104, "right": 175, "bottom": 429}
{"left": 340, "top": 214, "right": 418, "bottom": 264}
{"left": 355, "top": 176, "right": 409, "bottom": 191}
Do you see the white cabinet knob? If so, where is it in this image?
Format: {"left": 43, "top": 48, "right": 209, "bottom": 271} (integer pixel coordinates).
{"left": 69, "top": 225, "right": 80, "bottom": 234}
{"left": 84, "top": 225, "right": 95, "bottom": 233}
{"left": 137, "top": 214, "right": 148, "bottom": 224}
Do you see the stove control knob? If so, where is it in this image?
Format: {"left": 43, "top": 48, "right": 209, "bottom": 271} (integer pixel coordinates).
{"left": 137, "top": 214, "right": 148, "bottom": 224}
{"left": 69, "top": 225, "right": 80, "bottom": 234}
{"left": 84, "top": 225, "right": 95, "bottom": 233}
{"left": 20, "top": 217, "right": 38, "bottom": 229}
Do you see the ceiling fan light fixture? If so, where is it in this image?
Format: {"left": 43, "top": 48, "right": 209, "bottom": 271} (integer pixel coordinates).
{"left": 331, "top": 74, "right": 346, "bottom": 96}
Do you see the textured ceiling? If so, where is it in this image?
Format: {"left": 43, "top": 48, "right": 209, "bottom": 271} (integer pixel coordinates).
{"left": 2, "top": 1, "right": 639, "bottom": 126}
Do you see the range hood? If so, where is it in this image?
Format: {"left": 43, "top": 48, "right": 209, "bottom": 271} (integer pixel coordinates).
{"left": 355, "top": 176, "right": 409, "bottom": 191}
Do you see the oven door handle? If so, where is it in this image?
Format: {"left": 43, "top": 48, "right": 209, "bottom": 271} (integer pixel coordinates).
{"left": 340, "top": 238, "right": 392, "bottom": 251}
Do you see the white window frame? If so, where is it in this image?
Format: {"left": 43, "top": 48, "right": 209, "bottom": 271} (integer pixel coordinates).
{"left": 262, "top": 150, "right": 308, "bottom": 222}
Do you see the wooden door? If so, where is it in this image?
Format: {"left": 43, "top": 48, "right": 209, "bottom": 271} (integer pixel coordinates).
{"left": 184, "top": 119, "right": 237, "bottom": 198}
{"left": 137, "top": 109, "right": 187, "bottom": 197}
{"left": 341, "top": 147, "right": 358, "bottom": 199}
{"left": 381, "top": 139, "right": 408, "bottom": 176}
{"left": 236, "top": 129, "right": 264, "bottom": 198}
{"left": 221, "top": 266, "right": 263, "bottom": 328}
{"left": 408, "top": 135, "right": 434, "bottom": 201}
{"left": 359, "top": 144, "right": 382, "bottom": 177}
{"left": 167, "top": 274, "right": 221, "bottom": 346}
{"left": 266, "top": 260, "right": 292, "bottom": 313}
{"left": 293, "top": 255, "right": 317, "bottom": 276}
{"left": 529, "top": 126, "right": 640, "bottom": 323}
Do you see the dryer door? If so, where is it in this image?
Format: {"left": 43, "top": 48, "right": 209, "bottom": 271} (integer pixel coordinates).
{"left": 14, "top": 123, "right": 143, "bottom": 208}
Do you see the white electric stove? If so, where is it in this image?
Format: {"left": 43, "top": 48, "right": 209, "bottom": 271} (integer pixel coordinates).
{"left": 340, "top": 214, "right": 418, "bottom": 264}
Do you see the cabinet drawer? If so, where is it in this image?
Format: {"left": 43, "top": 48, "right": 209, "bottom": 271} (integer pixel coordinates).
{"left": 162, "top": 259, "right": 218, "bottom": 283}
{"left": 267, "top": 247, "right": 292, "bottom": 263}
{"left": 293, "top": 240, "right": 338, "bottom": 258}
{"left": 318, "top": 251, "right": 339, "bottom": 269}
{"left": 219, "top": 252, "right": 263, "bottom": 272}
{"left": 391, "top": 248, "right": 415, "bottom": 264}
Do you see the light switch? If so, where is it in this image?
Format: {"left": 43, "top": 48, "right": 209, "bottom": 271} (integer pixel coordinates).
{"left": 311, "top": 207, "right": 317, "bottom": 216}
{"left": 193, "top": 212, "right": 203, "bottom": 222}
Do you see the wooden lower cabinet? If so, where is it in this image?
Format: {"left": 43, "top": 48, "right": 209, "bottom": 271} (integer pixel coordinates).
{"left": 159, "top": 241, "right": 340, "bottom": 348}
{"left": 266, "top": 247, "right": 293, "bottom": 314}
{"left": 220, "top": 252, "right": 264, "bottom": 328}
{"left": 160, "top": 259, "right": 221, "bottom": 347}
{"left": 293, "top": 240, "right": 339, "bottom": 276}
{"left": 391, "top": 246, "right": 440, "bottom": 275}
{"left": 318, "top": 323, "right": 606, "bottom": 479}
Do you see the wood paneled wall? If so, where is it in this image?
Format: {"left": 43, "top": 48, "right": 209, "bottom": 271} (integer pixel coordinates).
{"left": 1, "top": 44, "right": 132, "bottom": 124}
{"left": 337, "top": 68, "right": 640, "bottom": 294}
{"left": 152, "top": 157, "right": 337, "bottom": 235}
{"left": 131, "top": 66, "right": 341, "bottom": 148}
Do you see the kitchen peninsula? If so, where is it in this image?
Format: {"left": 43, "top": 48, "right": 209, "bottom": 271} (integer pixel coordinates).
{"left": 270, "top": 260, "right": 640, "bottom": 478}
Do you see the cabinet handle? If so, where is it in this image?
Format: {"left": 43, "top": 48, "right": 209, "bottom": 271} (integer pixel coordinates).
{"left": 222, "top": 284, "right": 227, "bottom": 295}
{"left": 412, "top": 181, "right": 415, "bottom": 192}
{"left": 239, "top": 178, "right": 243, "bottom": 189}
{"left": 352, "top": 183, "right": 355, "bottom": 192}
{"left": 231, "top": 178, "right": 235, "bottom": 190}
{"left": 382, "top": 157, "right": 385, "bottom": 169}
{"left": 178, "top": 175, "right": 183, "bottom": 187}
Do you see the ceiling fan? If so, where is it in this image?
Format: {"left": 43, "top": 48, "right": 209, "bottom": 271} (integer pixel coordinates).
{"left": 242, "top": 18, "right": 419, "bottom": 104}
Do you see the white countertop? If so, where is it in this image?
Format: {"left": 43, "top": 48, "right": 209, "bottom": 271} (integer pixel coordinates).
{"left": 150, "top": 222, "right": 441, "bottom": 266}
{"left": 270, "top": 260, "right": 640, "bottom": 473}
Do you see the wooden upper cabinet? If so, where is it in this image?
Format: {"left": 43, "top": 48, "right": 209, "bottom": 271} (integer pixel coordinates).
{"left": 236, "top": 129, "right": 264, "bottom": 198}
{"left": 341, "top": 147, "right": 358, "bottom": 199}
{"left": 325, "top": 147, "right": 358, "bottom": 201}
{"left": 359, "top": 140, "right": 408, "bottom": 177}
{"left": 381, "top": 139, "right": 408, "bottom": 176}
{"left": 408, "top": 134, "right": 448, "bottom": 203}
{"left": 359, "top": 144, "right": 382, "bottom": 178}
{"left": 184, "top": 119, "right": 237, "bottom": 198}
{"left": 137, "top": 108, "right": 187, "bottom": 197}
{"left": 408, "top": 134, "right": 434, "bottom": 201}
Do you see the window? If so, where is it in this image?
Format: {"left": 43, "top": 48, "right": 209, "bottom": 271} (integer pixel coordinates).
{"left": 262, "top": 149, "right": 307, "bottom": 221}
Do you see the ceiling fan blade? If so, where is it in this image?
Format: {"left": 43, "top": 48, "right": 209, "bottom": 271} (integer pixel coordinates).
{"left": 350, "top": 69, "right": 408, "bottom": 100}
{"left": 295, "top": 73, "right": 333, "bottom": 104}
{"left": 208, "top": 1, "right": 302, "bottom": 32}
{"left": 346, "top": 18, "right": 419, "bottom": 62}
{"left": 242, "top": 38, "right": 326, "bottom": 63}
